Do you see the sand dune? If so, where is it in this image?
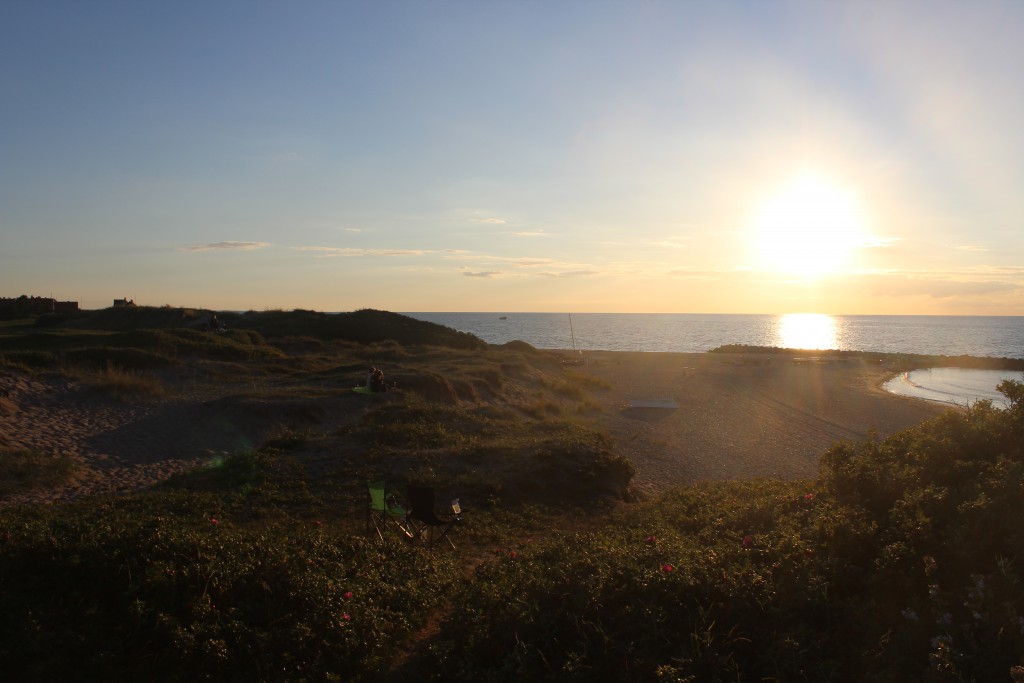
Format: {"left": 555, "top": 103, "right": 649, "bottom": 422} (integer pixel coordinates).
{"left": 1, "top": 351, "right": 947, "bottom": 506}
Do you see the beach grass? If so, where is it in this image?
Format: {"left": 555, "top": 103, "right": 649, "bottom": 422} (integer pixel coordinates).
{"left": 0, "top": 449, "right": 81, "bottom": 495}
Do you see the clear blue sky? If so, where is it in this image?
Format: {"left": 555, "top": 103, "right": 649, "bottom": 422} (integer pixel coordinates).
{"left": 2, "top": 0, "right": 1023, "bottom": 314}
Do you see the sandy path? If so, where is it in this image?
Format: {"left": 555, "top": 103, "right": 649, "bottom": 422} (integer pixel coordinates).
{"left": 575, "top": 351, "right": 946, "bottom": 496}
{"left": 0, "top": 373, "right": 216, "bottom": 506}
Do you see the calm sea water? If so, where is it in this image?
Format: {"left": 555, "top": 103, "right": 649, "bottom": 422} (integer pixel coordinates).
{"left": 884, "top": 368, "right": 1024, "bottom": 409}
{"left": 405, "top": 313, "right": 1024, "bottom": 359}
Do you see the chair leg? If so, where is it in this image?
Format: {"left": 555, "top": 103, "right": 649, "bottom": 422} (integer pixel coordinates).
{"left": 368, "top": 510, "right": 387, "bottom": 543}
{"left": 396, "top": 516, "right": 414, "bottom": 540}
{"left": 409, "top": 523, "right": 456, "bottom": 549}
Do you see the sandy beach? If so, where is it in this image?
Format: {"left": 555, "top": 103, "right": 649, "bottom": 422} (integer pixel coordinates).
{"left": 1, "top": 350, "right": 947, "bottom": 506}
{"left": 573, "top": 351, "right": 946, "bottom": 496}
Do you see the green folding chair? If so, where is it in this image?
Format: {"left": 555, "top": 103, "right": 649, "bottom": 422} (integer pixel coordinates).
{"left": 367, "top": 480, "right": 413, "bottom": 541}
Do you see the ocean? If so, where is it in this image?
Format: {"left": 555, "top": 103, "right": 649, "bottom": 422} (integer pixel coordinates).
{"left": 405, "top": 313, "right": 1024, "bottom": 359}
{"left": 405, "top": 312, "right": 1024, "bottom": 409}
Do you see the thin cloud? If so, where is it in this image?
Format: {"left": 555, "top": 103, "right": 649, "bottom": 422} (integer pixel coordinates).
{"left": 859, "top": 236, "right": 903, "bottom": 249}
{"left": 863, "top": 265, "right": 1024, "bottom": 278}
{"left": 667, "top": 269, "right": 730, "bottom": 279}
{"left": 295, "top": 246, "right": 426, "bottom": 257}
{"left": 510, "top": 230, "right": 547, "bottom": 237}
{"left": 538, "top": 270, "right": 599, "bottom": 278}
{"left": 856, "top": 273, "right": 1022, "bottom": 299}
{"left": 463, "top": 270, "right": 501, "bottom": 278}
{"left": 180, "top": 241, "right": 271, "bottom": 252}
{"left": 955, "top": 245, "right": 988, "bottom": 252}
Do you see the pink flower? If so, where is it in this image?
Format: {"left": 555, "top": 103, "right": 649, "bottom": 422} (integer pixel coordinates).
{"left": 804, "top": 493, "right": 814, "bottom": 501}
{"left": 341, "top": 613, "right": 350, "bottom": 622}
{"left": 661, "top": 563, "right": 674, "bottom": 573}
{"left": 209, "top": 517, "right": 219, "bottom": 526}
{"left": 742, "top": 535, "right": 753, "bottom": 548}
{"left": 344, "top": 591, "right": 354, "bottom": 599}
{"left": 508, "top": 550, "right": 518, "bottom": 559}
{"left": 645, "top": 535, "right": 657, "bottom": 545}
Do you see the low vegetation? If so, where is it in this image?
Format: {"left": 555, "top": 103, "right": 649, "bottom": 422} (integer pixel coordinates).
{"left": 1, "top": 307, "right": 1023, "bottom": 680}
{"left": 65, "top": 361, "right": 168, "bottom": 399}
{"left": 0, "top": 450, "right": 81, "bottom": 496}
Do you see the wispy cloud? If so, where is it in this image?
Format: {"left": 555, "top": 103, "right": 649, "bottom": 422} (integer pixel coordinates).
{"left": 180, "top": 241, "right": 271, "bottom": 252}
{"left": 538, "top": 270, "right": 599, "bottom": 278}
{"left": 860, "top": 274, "right": 1022, "bottom": 299}
{"left": 294, "top": 246, "right": 426, "bottom": 257}
{"left": 653, "top": 237, "right": 690, "bottom": 249}
{"left": 510, "top": 230, "right": 546, "bottom": 237}
{"left": 477, "top": 218, "right": 507, "bottom": 224}
{"left": 955, "top": 245, "right": 988, "bottom": 252}
{"left": 512, "top": 258, "right": 557, "bottom": 267}
{"left": 462, "top": 270, "right": 501, "bottom": 278}
{"left": 667, "top": 269, "right": 731, "bottom": 279}
{"left": 859, "top": 236, "right": 903, "bottom": 249}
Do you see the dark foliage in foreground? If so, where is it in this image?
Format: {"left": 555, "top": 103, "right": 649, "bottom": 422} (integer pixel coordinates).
{"left": 2, "top": 382, "right": 1023, "bottom": 681}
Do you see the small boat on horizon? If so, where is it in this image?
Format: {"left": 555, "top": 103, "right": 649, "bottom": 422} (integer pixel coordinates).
{"left": 499, "top": 316, "right": 507, "bottom": 320}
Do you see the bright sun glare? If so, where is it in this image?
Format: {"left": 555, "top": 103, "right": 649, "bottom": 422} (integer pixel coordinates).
{"left": 778, "top": 313, "right": 837, "bottom": 350}
{"left": 751, "top": 171, "right": 865, "bottom": 277}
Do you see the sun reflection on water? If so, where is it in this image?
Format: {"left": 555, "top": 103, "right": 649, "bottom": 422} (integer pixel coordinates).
{"left": 778, "top": 313, "right": 838, "bottom": 350}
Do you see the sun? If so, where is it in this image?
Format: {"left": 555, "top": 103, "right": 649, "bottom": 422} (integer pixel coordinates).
{"left": 750, "top": 170, "right": 865, "bottom": 277}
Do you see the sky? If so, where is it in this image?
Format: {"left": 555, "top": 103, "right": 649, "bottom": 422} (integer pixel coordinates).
{"left": 2, "top": 0, "right": 1023, "bottom": 315}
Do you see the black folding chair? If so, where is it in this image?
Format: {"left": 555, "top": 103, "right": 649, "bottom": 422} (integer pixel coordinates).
{"left": 406, "top": 485, "right": 461, "bottom": 549}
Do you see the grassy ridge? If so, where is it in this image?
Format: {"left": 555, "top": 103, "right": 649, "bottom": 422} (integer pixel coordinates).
{"left": 29, "top": 306, "right": 485, "bottom": 350}
{"left": 0, "top": 307, "right": 482, "bottom": 376}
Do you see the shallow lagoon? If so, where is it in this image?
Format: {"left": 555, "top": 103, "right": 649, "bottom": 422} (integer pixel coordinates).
{"left": 884, "top": 368, "right": 1024, "bottom": 409}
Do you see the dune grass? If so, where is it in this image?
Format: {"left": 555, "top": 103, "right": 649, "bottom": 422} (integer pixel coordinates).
{"left": 0, "top": 449, "right": 81, "bottom": 495}
{"left": 64, "top": 362, "right": 167, "bottom": 399}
